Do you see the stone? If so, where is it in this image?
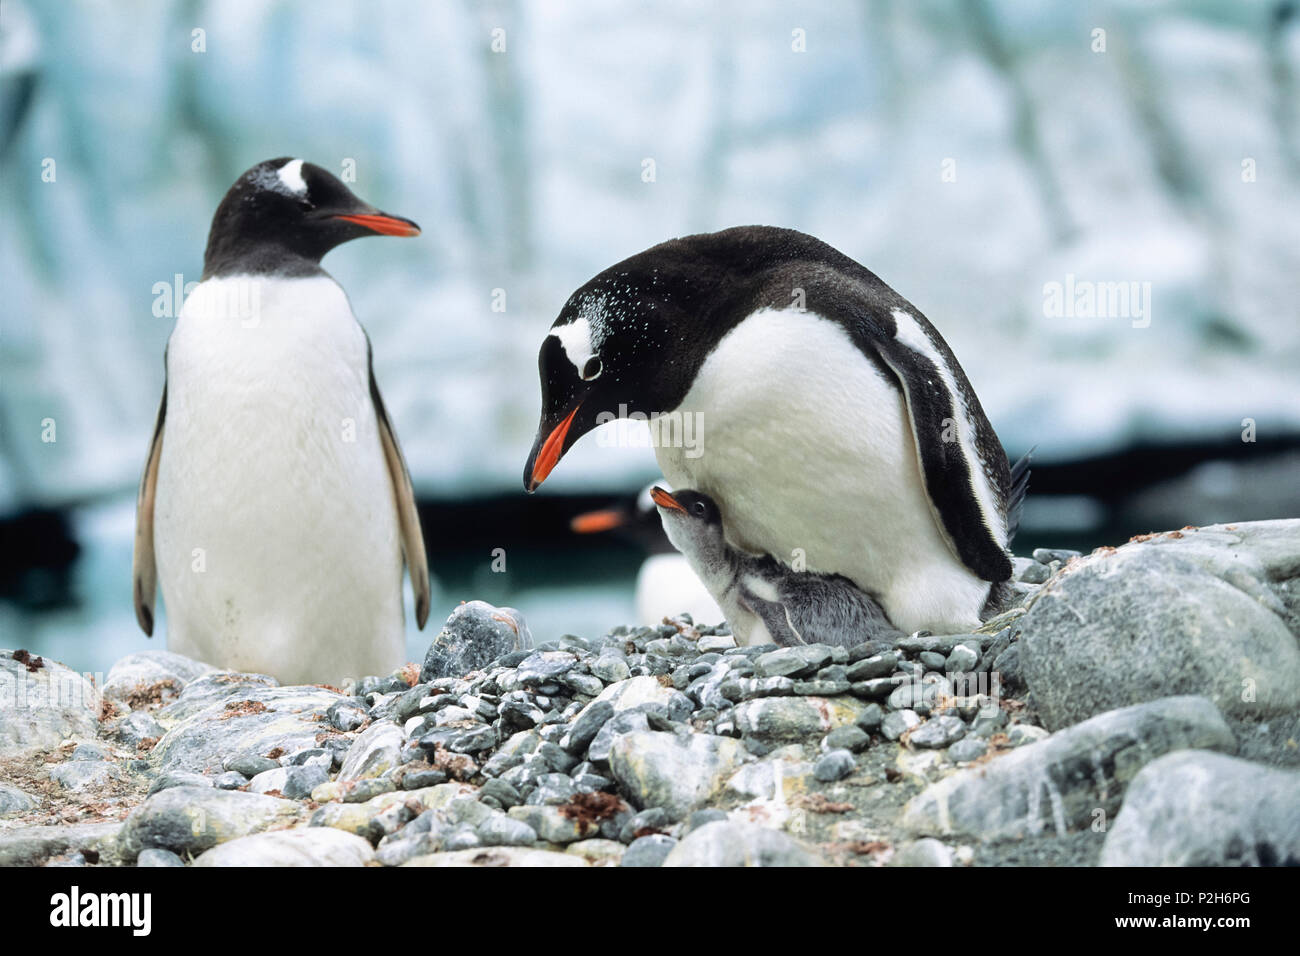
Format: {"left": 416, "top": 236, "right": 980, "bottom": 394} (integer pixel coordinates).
{"left": 193, "top": 827, "right": 375, "bottom": 866}
{"left": 1021, "top": 521, "right": 1300, "bottom": 730}
{"left": 506, "top": 805, "right": 600, "bottom": 844}
{"left": 814, "top": 749, "right": 856, "bottom": 782}
{"left": 947, "top": 737, "right": 988, "bottom": 763}
{"left": 563, "top": 700, "right": 615, "bottom": 756}
{"left": 755, "top": 645, "right": 834, "bottom": 678}
{"left": 824, "top": 725, "right": 870, "bottom": 753}
{"left": 608, "top": 731, "right": 747, "bottom": 819}
{"left": 477, "top": 813, "right": 538, "bottom": 847}
{"left": 900, "top": 696, "right": 1237, "bottom": 840}
{"left": 881, "top": 710, "right": 921, "bottom": 741}
{"left": 137, "top": 848, "right": 185, "bottom": 867}
{"left": 0, "top": 651, "right": 100, "bottom": 754}
{"left": 565, "top": 838, "right": 625, "bottom": 866}
{"left": 110, "top": 710, "right": 166, "bottom": 747}
{"left": 622, "top": 833, "right": 677, "bottom": 867}
{"left": 662, "top": 821, "right": 825, "bottom": 867}
{"left": 50, "top": 760, "right": 124, "bottom": 790}
{"left": 890, "top": 838, "right": 954, "bottom": 867}
{"left": 118, "top": 786, "right": 303, "bottom": 860}
{"left": 1100, "top": 750, "right": 1300, "bottom": 866}
{"left": 945, "top": 644, "right": 980, "bottom": 673}
{"left": 908, "top": 716, "right": 966, "bottom": 749}
{"left": 421, "top": 601, "right": 532, "bottom": 681}
{"left": 402, "top": 846, "right": 589, "bottom": 867}
{"left": 0, "top": 821, "right": 123, "bottom": 867}
{"left": 147, "top": 771, "right": 213, "bottom": 795}
{"left": 102, "top": 650, "right": 214, "bottom": 708}
{"left": 149, "top": 682, "right": 341, "bottom": 775}
{"left": 855, "top": 703, "right": 884, "bottom": 733}
{"left": 732, "top": 696, "right": 866, "bottom": 743}
{"left": 338, "top": 720, "right": 404, "bottom": 780}
{"left": 0, "top": 782, "right": 36, "bottom": 816}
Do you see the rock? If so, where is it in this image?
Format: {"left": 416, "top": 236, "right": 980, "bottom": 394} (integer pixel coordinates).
{"left": 583, "top": 675, "right": 681, "bottom": 716}
{"left": 110, "top": 710, "right": 166, "bottom": 747}
{"left": 855, "top": 703, "right": 884, "bottom": 733}
{"left": 192, "top": 827, "right": 375, "bottom": 866}
{"left": 337, "top": 720, "right": 404, "bottom": 781}
{"left": 608, "top": 731, "right": 747, "bottom": 819}
{"left": 1100, "top": 751, "right": 1300, "bottom": 866}
{"left": 102, "top": 650, "right": 214, "bottom": 708}
{"left": 326, "top": 699, "right": 368, "bottom": 732}
{"left": 1032, "top": 548, "right": 1081, "bottom": 564}
{"left": 476, "top": 813, "right": 538, "bottom": 847}
{"left": 137, "top": 848, "right": 185, "bottom": 867}
{"left": 565, "top": 838, "right": 625, "bottom": 866}
{"left": 147, "top": 771, "right": 213, "bottom": 795}
{"left": 900, "top": 696, "right": 1237, "bottom": 840}
{"left": 754, "top": 646, "right": 833, "bottom": 679}
{"left": 891, "top": 838, "right": 955, "bottom": 867}
{"left": 814, "top": 749, "right": 856, "bottom": 782}
{"left": 50, "top": 760, "right": 124, "bottom": 790}
{"left": 823, "top": 725, "right": 870, "bottom": 753}
{"left": 1021, "top": 521, "right": 1300, "bottom": 730}
{"left": 733, "top": 696, "right": 866, "bottom": 743}
{"left": 881, "top": 710, "right": 921, "bottom": 741}
{"left": 0, "top": 651, "right": 101, "bottom": 754}
{"left": 618, "top": 807, "right": 669, "bottom": 843}
{"left": 908, "top": 716, "right": 966, "bottom": 749}
{"left": 0, "top": 821, "right": 122, "bottom": 866}
{"left": 311, "top": 783, "right": 475, "bottom": 841}
{"left": 421, "top": 601, "right": 531, "bottom": 681}
{"left": 945, "top": 644, "right": 980, "bottom": 673}
{"left": 662, "top": 821, "right": 825, "bottom": 867}
{"left": 506, "top": 805, "right": 600, "bottom": 843}
{"left": 697, "top": 635, "right": 736, "bottom": 653}
{"left": 947, "top": 737, "right": 988, "bottom": 763}
{"left": 562, "top": 700, "right": 614, "bottom": 756}
{"left": 622, "top": 834, "right": 678, "bottom": 867}
{"left": 224, "top": 753, "right": 280, "bottom": 777}
{"left": 0, "top": 782, "right": 36, "bottom": 816}
{"left": 846, "top": 652, "right": 898, "bottom": 682}
{"left": 402, "top": 846, "right": 589, "bottom": 867}
{"left": 149, "top": 681, "right": 342, "bottom": 775}
{"left": 118, "top": 785, "right": 303, "bottom": 861}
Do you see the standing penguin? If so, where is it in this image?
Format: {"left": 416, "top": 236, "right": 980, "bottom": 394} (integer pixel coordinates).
{"left": 132, "top": 158, "right": 430, "bottom": 685}
{"left": 651, "top": 486, "right": 903, "bottom": 647}
{"left": 524, "top": 226, "right": 1029, "bottom": 635}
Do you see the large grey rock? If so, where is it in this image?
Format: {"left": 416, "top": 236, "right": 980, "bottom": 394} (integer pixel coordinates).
{"left": 1021, "top": 521, "right": 1300, "bottom": 730}
{"left": 192, "top": 827, "right": 375, "bottom": 866}
{"left": 732, "top": 696, "right": 866, "bottom": 743}
{"left": 0, "top": 651, "right": 100, "bottom": 754}
{"left": 0, "top": 821, "right": 122, "bottom": 866}
{"left": 1101, "top": 751, "right": 1300, "bottom": 866}
{"left": 901, "top": 695, "right": 1237, "bottom": 840}
{"left": 337, "top": 720, "right": 404, "bottom": 781}
{"left": 421, "top": 601, "right": 531, "bottom": 681}
{"left": 149, "top": 680, "right": 344, "bottom": 775}
{"left": 102, "top": 650, "right": 215, "bottom": 709}
{"left": 0, "top": 782, "right": 36, "bottom": 816}
{"left": 662, "top": 821, "right": 825, "bottom": 867}
{"left": 608, "top": 731, "right": 748, "bottom": 819}
{"left": 118, "top": 785, "right": 303, "bottom": 861}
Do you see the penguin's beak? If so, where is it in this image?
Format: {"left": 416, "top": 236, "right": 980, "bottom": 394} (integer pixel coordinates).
{"left": 331, "top": 211, "right": 421, "bottom": 237}
{"left": 650, "top": 486, "right": 685, "bottom": 512}
{"left": 525, "top": 402, "right": 581, "bottom": 492}
{"left": 570, "top": 508, "right": 627, "bottom": 534}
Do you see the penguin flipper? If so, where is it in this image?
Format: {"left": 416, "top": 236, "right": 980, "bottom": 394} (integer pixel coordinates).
{"left": 132, "top": 385, "right": 166, "bottom": 636}
{"left": 738, "top": 579, "right": 805, "bottom": 647}
{"left": 368, "top": 349, "right": 430, "bottom": 629}
{"left": 1005, "top": 446, "right": 1034, "bottom": 544}
{"left": 856, "top": 312, "right": 1015, "bottom": 583}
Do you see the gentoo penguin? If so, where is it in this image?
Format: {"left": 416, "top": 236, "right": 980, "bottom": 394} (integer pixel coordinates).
{"left": 650, "top": 486, "right": 903, "bottom": 647}
{"left": 570, "top": 482, "right": 725, "bottom": 626}
{"left": 523, "top": 226, "right": 1030, "bottom": 635}
{"left": 132, "top": 158, "right": 430, "bottom": 685}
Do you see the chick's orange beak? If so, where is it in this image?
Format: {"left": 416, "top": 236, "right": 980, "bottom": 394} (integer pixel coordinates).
{"left": 650, "top": 486, "right": 684, "bottom": 512}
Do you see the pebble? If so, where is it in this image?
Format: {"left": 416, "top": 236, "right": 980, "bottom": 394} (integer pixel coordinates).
{"left": 908, "top": 716, "right": 966, "bottom": 749}
{"left": 881, "top": 710, "right": 921, "bottom": 741}
{"left": 622, "top": 833, "right": 678, "bottom": 867}
{"left": 823, "top": 725, "right": 870, "bottom": 753}
{"left": 814, "top": 749, "right": 856, "bottom": 782}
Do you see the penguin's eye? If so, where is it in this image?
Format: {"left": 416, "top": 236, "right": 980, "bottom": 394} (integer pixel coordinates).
{"left": 692, "top": 501, "right": 708, "bottom": 518}
{"left": 580, "top": 356, "right": 603, "bottom": 381}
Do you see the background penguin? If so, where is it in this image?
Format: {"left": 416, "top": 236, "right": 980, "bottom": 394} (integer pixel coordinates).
{"left": 524, "top": 225, "right": 1030, "bottom": 635}
{"left": 651, "top": 486, "right": 903, "bottom": 647}
{"left": 570, "top": 481, "right": 725, "bottom": 626}
{"left": 132, "top": 157, "right": 429, "bottom": 685}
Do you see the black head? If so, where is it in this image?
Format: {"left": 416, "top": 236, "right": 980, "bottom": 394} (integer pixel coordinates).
{"left": 201, "top": 157, "right": 420, "bottom": 279}
{"left": 523, "top": 225, "right": 874, "bottom": 491}
{"left": 650, "top": 486, "right": 722, "bottom": 525}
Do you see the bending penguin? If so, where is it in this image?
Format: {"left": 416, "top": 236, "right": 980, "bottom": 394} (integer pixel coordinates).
{"left": 132, "top": 158, "right": 430, "bottom": 685}
{"left": 651, "top": 486, "right": 903, "bottom": 647}
{"left": 524, "top": 226, "right": 1030, "bottom": 636}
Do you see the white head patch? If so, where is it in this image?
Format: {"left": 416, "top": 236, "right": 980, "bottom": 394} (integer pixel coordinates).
{"left": 550, "top": 315, "right": 597, "bottom": 372}
{"left": 277, "top": 159, "right": 308, "bottom": 196}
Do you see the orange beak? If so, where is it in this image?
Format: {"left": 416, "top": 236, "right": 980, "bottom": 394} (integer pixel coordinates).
{"left": 528, "top": 403, "right": 581, "bottom": 491}
{"left": 332, "top": 213, "right": 421, "bottom": 237}
{"left": 650, "top": 486, "right": 685, "bottom": 512}
{"left": 570, "top": 508, "right": 626, "bottom": 534}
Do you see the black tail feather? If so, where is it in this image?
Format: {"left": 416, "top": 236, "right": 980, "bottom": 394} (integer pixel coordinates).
{"left": 1005, "top": 446, "right": 1035, "bottom": 544}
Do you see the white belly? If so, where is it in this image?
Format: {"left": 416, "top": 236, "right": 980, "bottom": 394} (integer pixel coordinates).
{"left": 154, "top": 275, "right": 404, "bottom": 685}
{"left": 655, "top": 308, "right": 991, "bottom": 634}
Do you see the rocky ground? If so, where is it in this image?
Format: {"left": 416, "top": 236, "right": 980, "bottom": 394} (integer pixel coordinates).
{"left": 2, "top": 519, "right": 1298, "bottom": 868}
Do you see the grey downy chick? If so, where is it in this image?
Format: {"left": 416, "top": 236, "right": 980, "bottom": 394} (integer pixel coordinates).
{"left": 651, "top": 487, "right": 904, "bottom": 647}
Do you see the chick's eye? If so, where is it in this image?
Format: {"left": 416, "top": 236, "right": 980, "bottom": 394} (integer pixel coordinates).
{"left": 693, "top": 502, "right": 707, "bottom": 518}
{"left": 581, "top": 356, "right": 603, "bottom": 381}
